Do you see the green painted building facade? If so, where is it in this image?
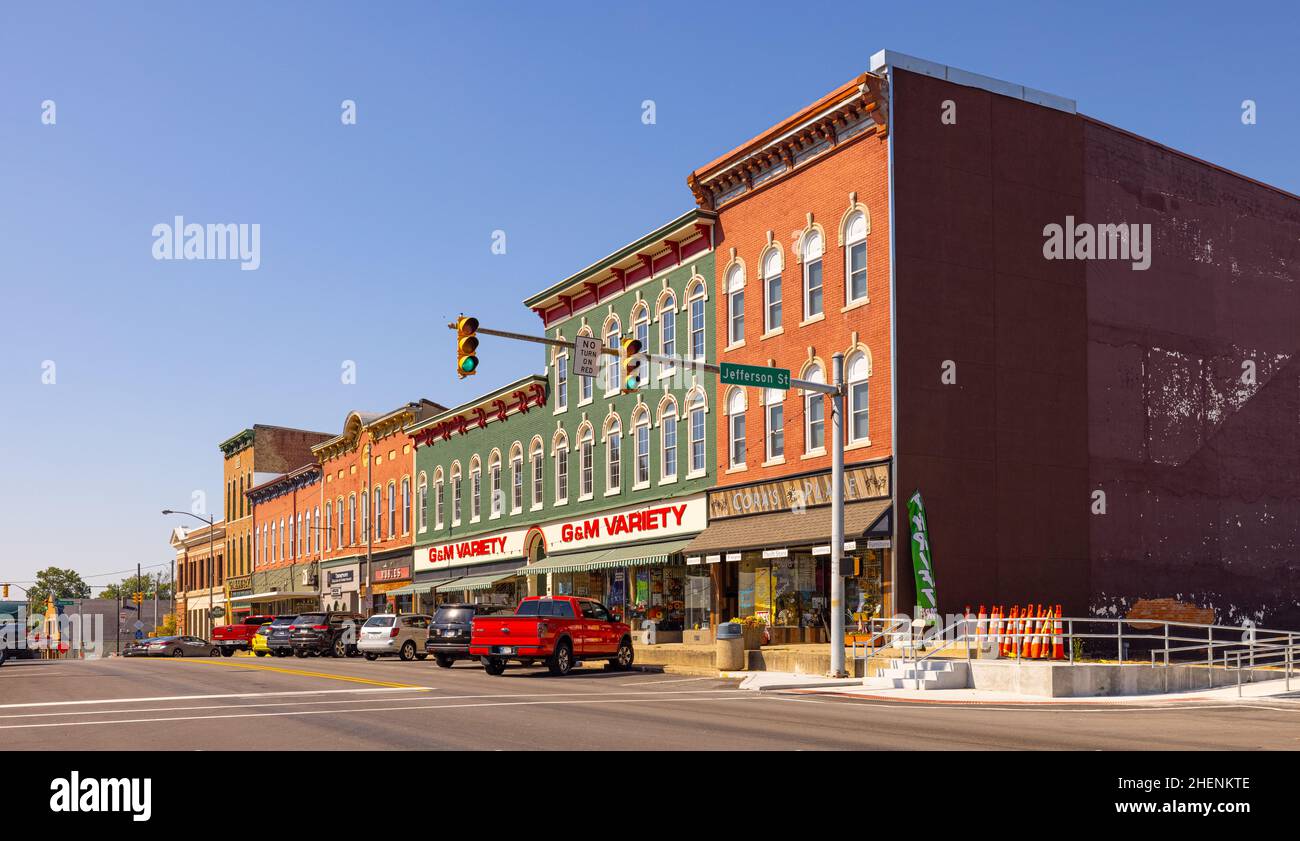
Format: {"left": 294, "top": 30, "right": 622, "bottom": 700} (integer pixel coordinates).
{"left": 404, "top": 211, "right": 719, "bottom": 632}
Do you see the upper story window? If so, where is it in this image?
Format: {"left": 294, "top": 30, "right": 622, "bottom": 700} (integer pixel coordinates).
{"left": 726, "top": 388, "right": 747, "bottom": 469}
{"left": 632, "top": 302, "right": 650, "bottom": 354}
{"left": 802, "top": 230, "right": 824, "bottom": 319}
{"left": 373, "top": 486, "right": 383, "bottom": 541}
{"left": 417, "top": 472, "right": 428, "bottom": 532}
{"left": 530, "top": 438, "right": 544, "bottom": 509}
{"left": 658, "top": 290, "right": 677, "bottom": 372}
{"left": 450, "top": 463, "right": 463, "bottom": 525}
{"left": 296, "top": 512, "right": 303, "bottom": 558}
{"left": 803, "top": 363, "right": 826, "bottom": 453}
{"left": 659, "top": 398, "right": 678, "bottom": 482}
{"left": 688, "top": 388, "right": 707, "bottom": 476}
{"left": 400, "top": 478, "right": 410, "bottom": 534}
{"left": 555, "top": 349, "right": 569, "bottom": 411}
{"left": 324, "top": 501, "right": 332, "bottom": 552}
{"left": 488, "top": 450, "right": 502, "bottom": 518}
{"left": 553, "top": 431, "right": 569, "bottom": 504}
{"left": 387, "top": 481, "right": 396, "bottom": 538}
{"left": 765, "top": 388, "right": 785, "bottom": 461}
{"left": 433, "top": 467, "right": 445, "bottom": 529}
{"left": 510, "top": 444, "right": 524, "bottom": 513}
{"left": 605, "top": 415, "right": 622, "bottom": 494}
{"left": 844, "top": 210, "right": 868, "bottom": 304}
{"left": 763, "top": 248, "right": 782, "bottom": 332}
{"left": 579, "top": 425, "right": 594, "bottom": 499}
{"left": 603, "top": 317, "right": 622, "bottom": 394}
{"left": 847, "top": 350, "right": 870, "bottom": 443}
{"left": 336, "top": 498, "right": 344, "bottom": 548}
{"left": 469, "top": 456, "right": 482, "bottom": 521}
{"left": 633, "top": 406, "right": 650, "bottom": 487}
{"left": 688, "top": 280, "right": 706, "bottom": 361}
{"left": 349, "top": 494, "right": 357, "bottom": 546}
{"left": 726, "top": 264, "right": 745, "bottom": 345}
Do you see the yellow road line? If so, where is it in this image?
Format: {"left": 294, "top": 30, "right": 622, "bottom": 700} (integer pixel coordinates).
{"left": 164, "top": 658, "right": 426, "bottom": 689}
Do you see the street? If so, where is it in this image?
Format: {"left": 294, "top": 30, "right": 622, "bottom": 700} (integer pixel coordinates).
{"left": 3, "top": 656, "right": 1299, "bottom": 750}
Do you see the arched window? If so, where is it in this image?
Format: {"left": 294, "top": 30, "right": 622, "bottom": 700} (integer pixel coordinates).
{"left": 688, "top": 388, "right": 707, "bottom": 475}
{"left": 633, "top": 406, "right": 650, "bottom": 487}
{"left": 847, "top": 350, "right": 870, "bottom": 443}
{"left": 658, "top": 290, "right": 677, "bottom": 373}
{"left": 762, "top": 248, "right": 783, "bottom": 332}
{"left": 349, "top": 494, "right": 357, "bottom": 546}
{"left": 844, "top": 211, "right": 868, "bottom": 304}
{"left": 295, "top": 512, "right": 302, "bottom": 558}
{"left": 765, "top": 388, "right": 785, "bottom": 461}
{"left": 433, "top": 468, "right": 445, "bottom": 529}
{"left": 554, "top": 341, "right": 569, "bottom": 411}
{"left": 488, "top": 450, "right": 502, "bottom": 518}
{"left": 802, "top": 229, "right": 824, "bottom": 318}
{"left": 417, "top": 472, "right": 428, "bottom": 531}
{"left": 553, "top": 431, "right": 569, "bottom": 503}
{"left": 386, "top": 481, "right": 396, "bottom": 538}
{"left": 726, "top": 263, "right": 745, "bottom": 345}
{"left": 324, "top": 502, "right": 332, "bottom": 552}
{"left": 727, "top": 388, "right": 747, "bottom": 469}
{"left": 632, "top": 301, "right": 650, "bottom": 353}
{"left": 605, "top": 415, "right": 622, "bottom": 493}
{"left": 306, "top": 508, "right": 314, "bottom": 555}
{"left": 603, "top": 316, "right": 622, "bottom": 393}
{"left": 401, "top": 477, "right": 411, "bottom": 534}
{"left": 510, "top": 443, "right": 523, "bottom": 513}
{"left": 450, "top": 463, "right": 462, "bottom": 525}
{"left": 576, "top": 327, "right": 594, "bottom": 403}
{"left": 373, "top": 486, "right": 383, "bottom": 541}
{"left": 803, "top": 363, "right": 826, "bottom": 453}
{"left": 579, "top": 424, "right": 594, "bottom": 498}
{"left": 279, "top": 517, "right": 286, "bottom": 561}
{"left": 530, "top": 437, "right": 544, "bottom": 509}
{"left": 469, "top": 456, "right": 482, "bottom": 521}
{"left": 688, "top": 280, "right": 706, "bottom": 361}
{"left": 659, "top": 397, "right": 678, "bottom": 481}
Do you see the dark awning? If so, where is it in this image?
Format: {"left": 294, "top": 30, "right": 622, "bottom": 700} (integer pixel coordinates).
{"left": 680, "top": 499, "right": 890, "bottom": 556}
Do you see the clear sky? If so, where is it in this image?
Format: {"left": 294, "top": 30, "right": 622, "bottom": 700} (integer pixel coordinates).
{"left": 1, "top": 1, "right": 1296, "bottom": 592}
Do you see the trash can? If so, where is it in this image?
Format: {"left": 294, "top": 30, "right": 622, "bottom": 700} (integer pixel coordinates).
{"left": 715, "top": 622, "right": 745, "bottom": 671}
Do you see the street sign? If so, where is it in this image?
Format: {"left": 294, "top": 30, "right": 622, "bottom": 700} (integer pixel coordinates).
{"left": 209, "top": 606, "right": 225, "bottom": 620}
{"left": 573, "top": 335, "right": 602, "bottom": 378}
{"left": 719, "top": 362, "right": 790, "bottom": 390}
{"left": 56, "top": 599, "right": 75, "bottom": 607}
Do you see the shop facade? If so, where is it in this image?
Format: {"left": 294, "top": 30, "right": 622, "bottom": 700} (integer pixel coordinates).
{"left": 682, "top": 460, "right": 892, "bottom": 644}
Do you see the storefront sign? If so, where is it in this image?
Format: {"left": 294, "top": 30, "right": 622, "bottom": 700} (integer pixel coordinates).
{"left": 707, "top": 463, "right": 890, "bottom": 520}
{"left": 556, "top": 503, "right": 689, "bottom": 545}
{"left": 907, "top": 490, "right": 938, "bottom": 619}
{"left": 327, "top": 570, "right": 355, "bottom": 586}
{"left": 762, "top": 548, "right": 789, "bottom": 559}
{"left": 725, "top": 552, "right": 741, "bottom": 562}
{"left": 706, "top": 555, "right": 721, "bottom": 564}
{"left": 686, "top": 556, "right": 702, "bottom": 566}
{"left": 373, "top": 565, "right": 410, "bottom": 583}
{"left": 867, "top": 539, "right": 892, "bottom": 549}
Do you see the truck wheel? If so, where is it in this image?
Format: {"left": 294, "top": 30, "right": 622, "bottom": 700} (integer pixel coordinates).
{"left": 364, "top": 653, "right": 378, "bottom": 661}
{"left": 547, "top": 640, "right": 574, "bottom": 676}
{"left": 482, "top": 656, "right": 506, "bottom": 676}
{"left": 220, "top": 647, "right": 235, "bottom": 657}
{"left": 609, "top": 637, "right": 634, "bottom": 671}
{"left": 399, "top": 641, "right": 416, "bottom": 661}
{"left": 435, "top": 655, "right": 454, "bottom": 668}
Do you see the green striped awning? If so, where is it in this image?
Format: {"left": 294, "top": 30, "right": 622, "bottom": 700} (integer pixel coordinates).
{"left": 383, "top": 582, "right": 437, "bottom": 597}
{"left": 434, "top": 570, "right": 521, "bottom": 593}
{"left": 521, "top": 538, "right": 696, "bottom": 575}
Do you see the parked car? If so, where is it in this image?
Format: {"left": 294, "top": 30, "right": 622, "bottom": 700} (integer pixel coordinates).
{"left": 211, "top": 614, "right": 277, "bottom": 656}
{"left": 469, "top": 596, "right": 633, "bottom": 676}
{"left": 426, "top": 603, "right": 516, "bottom": 668}
{"left": 289, "top": 612, "right": 364, "bottom": 658}
{"left": 358, "top": 614, "right": 432, "bottom": 661}
{"left": 124, "top": 635, "right": 220, "bottom": 657}
{"left": 264, "top": 615, "right": 299, "bottom": 657}
{"left": 250, "top": 622, "right": 273, "bottom": 656}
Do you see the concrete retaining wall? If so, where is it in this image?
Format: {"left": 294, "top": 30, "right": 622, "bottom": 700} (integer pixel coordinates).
{"left": 968, "top": 660, "right": 1286, "bottom": 697}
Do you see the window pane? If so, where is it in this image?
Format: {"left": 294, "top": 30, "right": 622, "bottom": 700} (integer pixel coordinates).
{"left": 851, "top": 381, "right": 869, "bottom": 441}
{"left": 767, "top": 275, "right": 782, "bottom": 330}
{"left": 769, "top": 404, "right": 784, "bottom": 458}
{"left": 849, "top": 241, "right": 867, "bottom": 301}
{"left": 805, "top": 258, "right": 823, "bottom": 317}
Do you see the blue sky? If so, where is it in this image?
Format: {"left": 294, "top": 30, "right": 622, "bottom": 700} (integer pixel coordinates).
{"left": 1, "top": 1, "right": 1296, "bottom": 591}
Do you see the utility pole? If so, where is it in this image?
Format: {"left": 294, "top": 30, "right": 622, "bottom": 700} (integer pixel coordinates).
{"left": 448, "top": 320, "right": 848, "bottom": 676}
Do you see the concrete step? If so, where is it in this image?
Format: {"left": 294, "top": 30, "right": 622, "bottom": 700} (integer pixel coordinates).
{"left": 870, "top": 661, "right": 970, "bottom": 690}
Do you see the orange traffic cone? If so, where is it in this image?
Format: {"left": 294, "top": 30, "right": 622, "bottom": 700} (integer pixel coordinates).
{"left": 1002, "top": 606, "right": 1018, "bottom": 656}
{"left": 1020, "top": 605, "right": 1034, "bottom": 658}
{"left": 975, "top": 604, "right": 987, "bottom": 648}
{"left": 1030, "top": 605, "right": 1044, "bottom": 659}
{"left": 1052, "top": 603, "right": 1065, "bottom": 660}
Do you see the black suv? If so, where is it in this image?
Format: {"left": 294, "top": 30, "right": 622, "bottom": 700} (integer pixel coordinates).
{"left": 264, "top": 614, "right": 299, "bottom": 657}
{"left": 426, "top": 603, "right": 515, "bottom": 668}
{"left": 289, "top": 612, "right": 364, "bottom": 658}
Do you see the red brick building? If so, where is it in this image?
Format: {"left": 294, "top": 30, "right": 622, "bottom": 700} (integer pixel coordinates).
{"left": 244, "top": 463, "right": 325, "bottom": 618}
{"left": 681, "top": 75, "right": 894, "bottom": 637}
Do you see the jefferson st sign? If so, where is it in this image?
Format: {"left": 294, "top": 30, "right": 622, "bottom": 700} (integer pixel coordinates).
{"left": 719, "top": 362, "right": 790, "bottom": 390}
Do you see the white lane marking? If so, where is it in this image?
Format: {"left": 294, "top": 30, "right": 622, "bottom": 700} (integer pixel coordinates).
{"left": 0, "top": 694, "right": 764, "bottom": 730}
{"left": 0, "top": 671, "right": 73, "bottom": 678}
{"left": 0, "top": 687, "right": 430, "bottom": 710}
{"left": 618, "top": 676, "right": 721, "bottom": 686}
{"left": 780, "top": 693, "right": 1300, "bottom": 713}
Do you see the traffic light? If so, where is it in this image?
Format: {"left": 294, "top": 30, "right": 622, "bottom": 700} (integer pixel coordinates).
{"left": 620, "top": 336, "right": 644, "bottom": 394}
{"left": 2, "top": 584, "right": 8, "bottom": 598}
{"left": 134, "top": 591, "right": 144, "bottom": 606}
{"left": 456, "top": 316, "right": 479, "bottom": 378}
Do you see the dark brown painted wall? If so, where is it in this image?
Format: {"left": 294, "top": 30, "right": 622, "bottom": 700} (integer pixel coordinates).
{"left": 893, "top": 68, "right": 1300, "bottom": 627}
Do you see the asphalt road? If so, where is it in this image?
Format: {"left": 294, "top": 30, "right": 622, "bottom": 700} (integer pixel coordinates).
{"left": 3, "top": 655, "right": 1299, "bottom": 750}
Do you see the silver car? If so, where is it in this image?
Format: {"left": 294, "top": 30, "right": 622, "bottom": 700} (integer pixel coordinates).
{"left": 125, "top": 635, "right": 220, "bottom": 657}
{"left": 358, "top": 614, "right": 431, "bottom": 661}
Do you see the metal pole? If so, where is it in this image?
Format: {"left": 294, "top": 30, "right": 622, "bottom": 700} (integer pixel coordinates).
{"left": 829, "top": 352, "right": 845, "bottom": 678}
{"left": 365, "top": 443, "right": 373, "bottom": 617}
{"left": 208, "top": 517, "right": 214, "bottom": 640}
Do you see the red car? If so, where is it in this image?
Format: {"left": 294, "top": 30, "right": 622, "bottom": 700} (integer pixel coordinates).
{"left": 469, "top": 596, "right": 634, "bottom": 676}
{"left": 211, "top": 614, "right": 276, "bottom": 656}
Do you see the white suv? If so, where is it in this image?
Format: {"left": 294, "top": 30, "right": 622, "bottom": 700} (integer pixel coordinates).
{"left": 358, "top": 614, "right": 432, "bottom": 661}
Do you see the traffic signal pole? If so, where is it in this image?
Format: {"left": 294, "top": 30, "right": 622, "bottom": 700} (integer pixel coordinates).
{"left": 449, "top": 321, "right": 846, "bottom": 676}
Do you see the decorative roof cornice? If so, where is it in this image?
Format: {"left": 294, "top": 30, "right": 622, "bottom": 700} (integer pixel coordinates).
{"left": 311, "top": 400, "right": 444, "bottom": 463}
{"left": 247, "top": 463, "right": 322, "bottom": 504}
{"left": 522, "top": 209, "right": 716, "bottom": 315}
{"left": 218, "top": 428, "right": 255, "bottom": 457}
{"left": 407, "top": 376, "right": 548, "bottom": 450}
{"left": 687, "top": 73, "right": 888, "bottom": 211}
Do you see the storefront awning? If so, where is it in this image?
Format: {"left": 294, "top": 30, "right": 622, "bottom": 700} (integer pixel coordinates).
{"left": 522, "top": 538, "right": 696, "bottom": 575}
{"left": 434, "top": 570, "right": 521, "bottom": 593}
{"left": 679, "top": 499, "right": 890, "bottom": 555}
{"left": 229, "top": 591, "right": 320, "bottom": 603}
{"left": 384, "top": 582, "right": 436, "bottom": 597}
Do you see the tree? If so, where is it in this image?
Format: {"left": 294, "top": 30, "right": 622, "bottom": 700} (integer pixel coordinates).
{"left": 28, "top": 566, "right": 91, "bottom": 607}
{"left": 101, "top": 573, "right": 172, "bottom": 602}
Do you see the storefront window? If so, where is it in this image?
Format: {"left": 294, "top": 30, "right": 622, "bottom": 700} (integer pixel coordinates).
{"left": 685, "top": 566, "right": 712, "bottom": 630}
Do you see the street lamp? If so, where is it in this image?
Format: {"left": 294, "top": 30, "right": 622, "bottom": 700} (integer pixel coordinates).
{"left": 163, "top": 509, "right": 216, "bottom": 639}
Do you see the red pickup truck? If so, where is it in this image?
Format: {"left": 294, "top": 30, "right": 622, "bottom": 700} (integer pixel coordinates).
{"left": 470, "top": 596, "right": 633, "bottom": 676}
{"left": 211, "top": 614, "right": 275, "bottom": 656}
